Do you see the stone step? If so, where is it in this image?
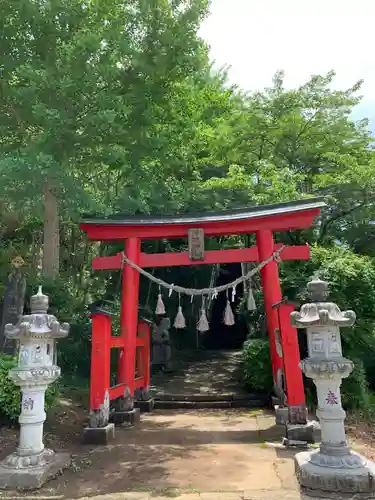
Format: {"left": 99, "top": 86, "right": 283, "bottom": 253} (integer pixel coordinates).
{"left": 154, "top": 398, "right": 268, "bottom": 410}
{"left": 154, "top": 393, "right": 267, "bottom": 402}
{"left": 231, "top": 398, "right": 268, "bottom": 408}
{"left": 75, "top": 490, "right": 320, "bottom": 500}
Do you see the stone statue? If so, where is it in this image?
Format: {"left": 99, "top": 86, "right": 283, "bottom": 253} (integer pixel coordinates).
{"left": 151, "top": 315, "right": 171, "bottom": 372}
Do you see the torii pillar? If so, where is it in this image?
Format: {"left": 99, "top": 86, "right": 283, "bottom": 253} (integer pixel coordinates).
{"left": 256, "top": 231, "right": 307, "bottom": 429}
{"left": 118, "top": 237, "right": 141, "bottom": 411}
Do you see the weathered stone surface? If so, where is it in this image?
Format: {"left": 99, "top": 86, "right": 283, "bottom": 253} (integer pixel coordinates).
{"left": 282, "top": 438, "right": 309, "bottom": 449}
{"left": 83, "top": 423, "right": 115, "bottom": 445}
{"left": 286, "top": 421, "right": 320, "bottom": 444}
{"left": 288, "top": 404, "right": 308, "bottom": 425}
{"left": 89, "top": 390, "right": 111, "bottom": 428}
{"left": 271, "top": 395, "right": 281, "bottom": 406}
{"left": 111, "top": 408, "right": 141, "bottom": 426}
{"left": 134, "top": 398, "right": 155, "bottom": 413}
{"left": 295, "top": 450, "right": 375, "bottom": 494}
{"left": 0, "top": 452, "right": 70, "bottom": 490}
{"left": 275, "top": 405, "right": 289, "bottom": 425}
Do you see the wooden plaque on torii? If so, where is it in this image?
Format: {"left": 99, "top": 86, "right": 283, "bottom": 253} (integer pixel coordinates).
{"left": 188, "top": 228, "right": 205, "bottom": 261}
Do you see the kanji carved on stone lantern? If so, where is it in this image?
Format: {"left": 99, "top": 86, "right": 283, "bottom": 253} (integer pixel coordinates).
{"left": 291, "top": 279, "right": 375, "bottom": 495}
{"left": 0, "top": 287, "right": 70, "bottom": 491}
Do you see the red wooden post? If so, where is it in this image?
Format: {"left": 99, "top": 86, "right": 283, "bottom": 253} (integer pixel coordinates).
{"left": 90, "top": 313, "right": 111, "bottom": 411}
{"left": 278, "top": 303, "right": 305, "bottom": 406}
{"left": 136, "top": 345, "right": 143, "bottom": 379}
{"left": 144, "top": 324, "right": 151, "bottom": 389}
{"left": 118, "top": 237, "right": 141, "bottom": 399}
{"left": 135, "top": 321, "right": 151, "bottom": 389}
{"left": 139, "top": 321, "right": 151, "bottom": 390}
{"left": 278, "top": 303, "right": 307, "bottom": 423}
{"left": 255, "top": 230, "right": 284, "bottom": 392}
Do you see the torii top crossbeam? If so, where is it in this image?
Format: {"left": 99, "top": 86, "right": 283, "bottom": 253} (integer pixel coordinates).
{"left": 80, "top": 198, "right": 325, "bottom": 241}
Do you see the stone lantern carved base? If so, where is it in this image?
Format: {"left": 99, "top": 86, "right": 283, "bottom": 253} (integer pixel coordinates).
{"left": 2, "top": 448, "right": 55, "bottom": 469}
{"left": 296, "top": 448, "right": 375, "bottom": 494}
{"left": 0, "top": 450, "right": 70, "bottom": 490}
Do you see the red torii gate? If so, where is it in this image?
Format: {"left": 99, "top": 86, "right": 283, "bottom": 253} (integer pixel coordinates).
{"left": 80, "top": 198, "right": 324, "bottom": 428}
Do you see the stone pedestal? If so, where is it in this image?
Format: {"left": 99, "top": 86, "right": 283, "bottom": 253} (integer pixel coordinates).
{"left": 110, "top": 388, "right": 141, "bottom": 426}
{"left": 275, "top": 405, "right": 289, "bottom": 425}
{"left": 276, "top": 403, "right": 320, "bottom": 446}
{"left": 135, "top": 398, "right": 155, "bottom": 413}
{"left": 134, "top": 387, "right": 154, "bottom": 413}
{"left": 111, "top": 408, "right": 141, "bottom": 426}
{"left": 285, "top": 421, "right": 320, "bottom": 447}
{"left": 0, "top": 287, "right": 70, "bottom": 490}
{"left": 284, "top": 404, "right": 320, "bottom": 446}
{"left": 83, "top": 423, "right": 115, "bottom": 445}
{"left": 291, "top": 279, "right": 375, "bottom": 495}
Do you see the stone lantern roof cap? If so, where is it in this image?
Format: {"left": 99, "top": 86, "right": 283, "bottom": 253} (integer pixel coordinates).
{"left": 291, "top": 279, "right": 356, "bottom": 328}
{"left": 31, "top": 286, "right": 49, "bottom": 314}
{"left": 307, "top": 279, "right": 330, "bottom": 302}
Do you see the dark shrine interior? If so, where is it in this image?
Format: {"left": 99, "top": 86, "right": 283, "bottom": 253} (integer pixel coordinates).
{"left": 201, "top": 263, "right": 248, "bottom": 350}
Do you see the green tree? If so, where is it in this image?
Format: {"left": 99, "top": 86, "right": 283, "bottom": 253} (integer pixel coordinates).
{"left": 0, "top": 0, "right": 210, "bottom": 277}
{"left": 201, "top": 71, "right": 375, "bottom": 244}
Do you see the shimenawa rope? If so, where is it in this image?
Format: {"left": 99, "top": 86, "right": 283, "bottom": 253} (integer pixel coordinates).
{"left": 120, "top": 245, "right": 285, "bottom": 297}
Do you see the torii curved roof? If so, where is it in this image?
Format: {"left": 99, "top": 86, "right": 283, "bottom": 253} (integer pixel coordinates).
{"left": 80, "top": 197, "right": 325, "bottom": 240}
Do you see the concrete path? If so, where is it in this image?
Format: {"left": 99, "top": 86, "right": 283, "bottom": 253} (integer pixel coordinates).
{"left": 7, "top": 409, "right": 302, "bottom": 499}
{"left": 17, "top": 492, "right": 336, "bottom": 500}
{"left": 2, "top": 409, "right": 368, "bottom": 500}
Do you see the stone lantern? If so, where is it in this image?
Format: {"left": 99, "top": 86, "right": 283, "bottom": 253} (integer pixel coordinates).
{"left": 0, "top": 286, "right": 70, "bottom": 490}
{"left": 291, "top": 279, "right": 375, "bottom": 495}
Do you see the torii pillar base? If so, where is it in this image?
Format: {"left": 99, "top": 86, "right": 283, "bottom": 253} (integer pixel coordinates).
{"left": 111, "top": 408, "right": 141, "bottom": 426}
{"left": 82, "top": 423, "right": 115, "bottom": 445}
{"left": 135, "top": 398, "right": 155, "bottom": 413}
{"left": 284, "top": 421, "right": 320, "bottom": 447}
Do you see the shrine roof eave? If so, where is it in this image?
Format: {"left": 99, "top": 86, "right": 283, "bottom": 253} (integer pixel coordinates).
{"left": 80, "top": 197, "right": 325, "bottom": 240}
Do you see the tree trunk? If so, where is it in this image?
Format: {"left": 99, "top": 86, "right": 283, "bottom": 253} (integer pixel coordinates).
{"left": 1, "top": 269, "right": 26, "bottom": 354}
{"left": 43, "top": 185, "right": 59, "bottom": 278}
